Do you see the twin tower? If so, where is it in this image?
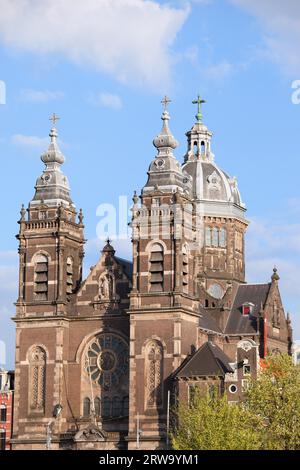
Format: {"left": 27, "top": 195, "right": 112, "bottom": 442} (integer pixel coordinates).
{"left": 11, "top": 98, "right": 288, "bottom": 450}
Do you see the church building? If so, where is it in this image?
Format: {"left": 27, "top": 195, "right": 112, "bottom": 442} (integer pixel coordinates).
{"left": 11, "top": 99, "right": 292, "bottom": 450}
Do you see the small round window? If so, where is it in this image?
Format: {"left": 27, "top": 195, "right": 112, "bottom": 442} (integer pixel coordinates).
{"left": 229, "top": 384, "right": 237, "bottom": 394}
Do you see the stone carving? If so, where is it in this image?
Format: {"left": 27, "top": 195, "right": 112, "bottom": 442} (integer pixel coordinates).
{"left": 99, "top": 274, "right": 114, "bottom": 300}
{"left": 238, "top": 341, "right": 252, "bottom": 352}
{"left": 146, "top": 341, "right": 163, "bottom": 407}
{"left": 74, "top": 425, "right": 107, "bottom": 442}
{"left": 207, "top": 170, "right": 221, "bottom": 191}
{"left": 29, "top": 346, "right": 46, "bottom": 412}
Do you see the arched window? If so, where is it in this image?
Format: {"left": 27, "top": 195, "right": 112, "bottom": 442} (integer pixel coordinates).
{"left": 122, "top": 396, "right": 129, "bottom": 416}
{"left": 182, "top": 245, "right": 188, "bottom": 293}
{"left": 112, "top": 397, "right": 122, "bottom": 417}
{"left": 205, "top": 227, "right": 211, "bottom": 247}
{"left": 193, "top": 141, "right": 198, "bottom": 155}
{"left": 212, "top": 228, "right": 219, "bottom": 247}
{"left": 102, "top": 397, "right": 111, "bottom": 418}
{"left": 205, "top": 299, "right": 209, "bottom": 308}
{"left": 219, "top": 228, "right": 227, "bottom": 247}
{"left": 29, "top": 346, "right": 46, "bottom": 413}
{"left": 149, "top": 243, "right": 164, "bottom": 292}
{"left": 34, "top": 254, "right": 48, "bottom": 300}
{"left": 83, "top": 397, "right": 91, "bottom": 417}
{"left": 201, "top": 141, "right": 205, "bottom": 154}
{"left": 94, "top": 397, "right": 101, "bottom": 416}
{"left": 66, "top": 257, "right": 73, "bottom": 295}
{"left": 146, "top": 341, "right": 163, "bottom": 408}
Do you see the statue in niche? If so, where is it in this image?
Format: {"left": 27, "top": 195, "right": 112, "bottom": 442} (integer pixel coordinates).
{"left": 99, "top": 274, "right": 114, "bottom": 300}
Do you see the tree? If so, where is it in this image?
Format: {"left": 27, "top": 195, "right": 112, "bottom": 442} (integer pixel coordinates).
{"left": 246, "top": 354, "right": 300, "bottom": 450}
{"left": 171, "top": 389, "right": 263, "bottom": 450}
{"left": 171, "top": 355, "right": 300, "bottom": 450}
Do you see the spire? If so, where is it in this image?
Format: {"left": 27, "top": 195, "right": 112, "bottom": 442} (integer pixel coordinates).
{"left": 153, "top": 96, "right": 178, "bottom": 156}
{"left": 30, "top": 115, "right": 73, "bottom": 209}
{"left": 271, "top": 266, "right": 280, "bottom": 282}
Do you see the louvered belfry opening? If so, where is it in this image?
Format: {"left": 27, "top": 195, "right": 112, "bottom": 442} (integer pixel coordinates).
{"left": 182, "top": 245, "right": 189, "bottom": 293}
{"left": 149, "top": 243, "right": 164, "bottom": 292}
{"left": 34, "top": 254, "right": 48, "bottom": 300}
{"left": 66, "top": 257, "right": 73, "bottom": 295}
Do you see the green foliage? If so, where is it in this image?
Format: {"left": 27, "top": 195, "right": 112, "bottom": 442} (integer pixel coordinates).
{"left": 246, "top": 354, "right": 300, "bottom": 450}
{"left": 171, "top": 354, "right": 300, "bottom": 450}
{"left": 171, "top": 389, "right": 263, "bottom": 450}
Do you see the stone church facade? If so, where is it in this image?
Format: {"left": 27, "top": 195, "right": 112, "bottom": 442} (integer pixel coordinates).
{"left": 11, "top": 102, "right": 292, "bottom": 450}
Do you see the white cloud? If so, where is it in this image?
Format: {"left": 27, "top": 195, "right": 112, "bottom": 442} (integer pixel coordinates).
{"left": 230, "top": 0, "right": 300, "bottom": 77}
{"left": 19, "top": 89, "right": 64, "bottom": 103}
{"left": 202, "top": 60, "right": 235, "bottom": 81}
{"left": 0, "top": 0, "right": 190, "bottom": 91}
{"left": 11, "top": 134, "right": 48, "bottom": 148}
{"left": 88, "top": 92, "right": 123, "bottom": 110}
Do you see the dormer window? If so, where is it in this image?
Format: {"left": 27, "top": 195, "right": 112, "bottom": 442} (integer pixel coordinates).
{"left": 152, "top": 198, "right": 160, "bottom": 207}
{"left": 242, "top": 302, "right": 254, "bottom": 316}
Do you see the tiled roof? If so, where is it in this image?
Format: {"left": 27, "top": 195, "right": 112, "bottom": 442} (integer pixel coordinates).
{"left": 115, "top": 257, "right": 133, "bottom": 280}
{"left": 225, "top": 283, "right": 271, "bottom": 335}
{"left": 176, "top": 341, "right": 233, "bottom": 378}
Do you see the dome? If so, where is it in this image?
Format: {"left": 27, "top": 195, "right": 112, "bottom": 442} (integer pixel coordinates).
{"left": 183, "top": 159, "right": 243, "bottom": 206}
{"left": 182, "top": 120, "right": 246, "bottom": 219}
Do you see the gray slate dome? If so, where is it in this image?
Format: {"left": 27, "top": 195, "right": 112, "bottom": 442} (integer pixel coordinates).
{"left": 182, "top": 120, "right": 245, "bottom": 219}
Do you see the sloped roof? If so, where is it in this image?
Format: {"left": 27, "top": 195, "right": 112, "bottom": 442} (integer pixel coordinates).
{"left": 115, "top": 257, "right": 133, "bottom": 280}
{"left": 199, "top": 311, "right": 222, "bottom": 333}
{"left": 176, "top": 341, "right": 233, "bottom": 378}
{"left": 225, "top": 283, "right": 271, "bottom": 335}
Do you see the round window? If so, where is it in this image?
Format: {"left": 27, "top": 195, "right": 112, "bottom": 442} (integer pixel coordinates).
{"left": 229, "top": 384, "right": 237, "bottom": 394}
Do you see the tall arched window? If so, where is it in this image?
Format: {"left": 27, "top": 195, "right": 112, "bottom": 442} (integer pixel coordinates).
{"left": 112, "top": 397, "right": 122, "bottom": 417}
{"left": 83, "top": 397, "right": 91, "bottom": 417}
{"left": 182, "top": 245, "right": 189, "bottom": 293}
{"left": 149, "top": 243, "right": 164, "bottom": 292}
{"left": 200, "top": 141, "right": 205, "bottom": 154}
{"left": 205, "top": 227, "right": 211, "bottom": 246}
{"left": 193, "top": 141, "right": 198, "bottom": 155}
{"left": 34, "top": 254, "right": 48, "bottom": 300}
{"left": 219, "top": 228, "right": 227, "bottom": 247}
{"left": 146, "top": 341, "right": 163, "bottom": 408}
{"left": 94, "top": 397, "right": 101, "bottom": 416}
{"left": 29, "top": 346, "right": 46, "bottom": 413}
{"left": 66, "top": 257, "right": 74, "bottom": 295}
{"left": 212, "top": 228, "right": 219, "bottom": 247}
{"left": 122, "top": 396, "right": 129, "bottom": 416}
{"left": 102, "top": 397, "right": 111, "bottom": 418}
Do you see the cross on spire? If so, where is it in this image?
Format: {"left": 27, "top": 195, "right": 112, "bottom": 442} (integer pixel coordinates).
{"left": 192, "top": 95, "right": 206, "bottom": 122}
{"left": 49, "top": 113, "right": 60, "bottom": 127}
{"left": 161, "top": 95, "right": 171, "bottom": 112}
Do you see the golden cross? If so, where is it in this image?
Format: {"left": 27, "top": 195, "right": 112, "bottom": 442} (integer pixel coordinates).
{"left": 49, "top": 113, "right": 60, "bottom": 127}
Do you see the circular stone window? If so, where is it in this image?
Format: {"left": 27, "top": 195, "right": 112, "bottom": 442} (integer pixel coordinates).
{"left": 85, "top": 333, "right": 128, "bottom": 390}
{"left": 207, "top": 283, "right": 224, "bottom": 300}
{"left": 229, "top": 384, "right": 237, "bottom": 394}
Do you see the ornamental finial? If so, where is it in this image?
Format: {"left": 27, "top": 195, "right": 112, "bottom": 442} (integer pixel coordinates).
{"left": 161, "top": 95, "right": 171, "bottom": 112}
{"left": 49, "top": 113, "right": 60, "bottom": 128}
{"left": 192, "top": 94, "right": 206, "bottom": 122}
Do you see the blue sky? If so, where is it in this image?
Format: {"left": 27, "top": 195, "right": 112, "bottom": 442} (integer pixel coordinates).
{"left": 0, "top": 0, "right": 300, "bottom": 368}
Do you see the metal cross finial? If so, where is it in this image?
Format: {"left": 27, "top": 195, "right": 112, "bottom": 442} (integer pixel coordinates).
{"left": 192, "top": 95, "right": 206, "bottom": 122}
{"left": 49, "top": 113, "right": 60, "bottom": 127}
{"left": 161, "top": 95, "right": 171, "bottom": 112}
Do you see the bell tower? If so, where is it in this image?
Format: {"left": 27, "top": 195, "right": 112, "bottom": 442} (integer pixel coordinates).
{"left": 127, "top": 99, "right": 200, "bottom": 450}
{"left": 12, "top": 116, "right": 85, "bottom": 448}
